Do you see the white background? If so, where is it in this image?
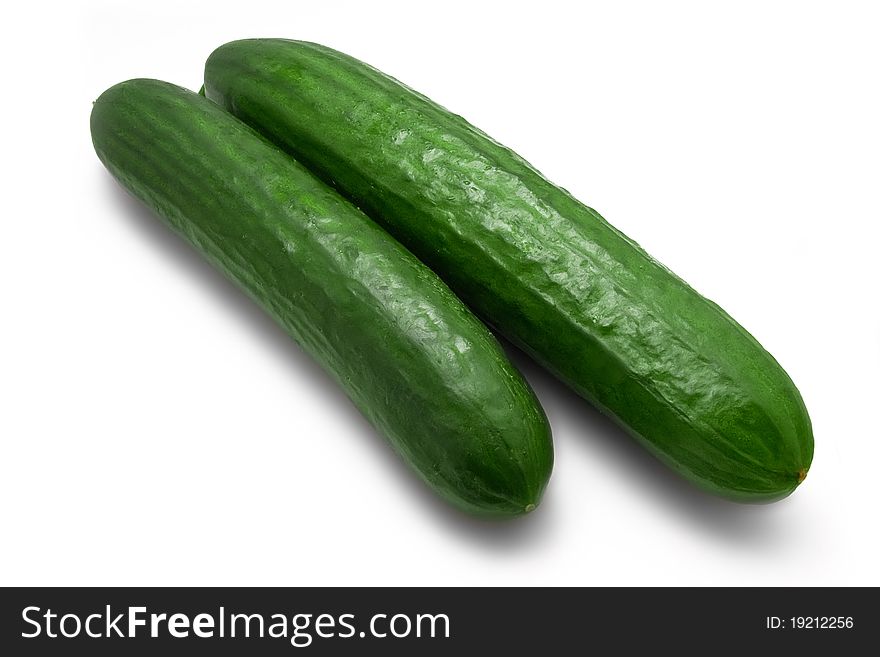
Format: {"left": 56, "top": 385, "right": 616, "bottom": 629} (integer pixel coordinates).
{"left": 2, "top": 0, "right": 878, "bottom": 586}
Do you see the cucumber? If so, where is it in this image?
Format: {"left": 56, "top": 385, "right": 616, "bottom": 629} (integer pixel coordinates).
{"left": 204, "top": 40, "right": 814, "bottom": 501}
{"left": 91, "top": 79, "right": 552, "bottom": 516}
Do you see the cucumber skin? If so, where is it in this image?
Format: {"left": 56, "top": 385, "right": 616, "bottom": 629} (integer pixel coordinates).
{"left": 204, "top": 40, "right": 814, "bottom": 501}
{"left": 90, "top": 79, "right": 553, "bottom": 516}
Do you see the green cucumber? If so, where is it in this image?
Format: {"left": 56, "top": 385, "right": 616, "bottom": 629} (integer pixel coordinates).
{"left": 91, "top": 79, "right": 552, "bottom": 516}
{"left": 204, "top": 39, "right": 814, "bottom": 501}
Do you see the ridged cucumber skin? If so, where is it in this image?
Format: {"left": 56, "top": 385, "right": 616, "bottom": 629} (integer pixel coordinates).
{"left": 90, "top": 79, "right": 553, "bottom": 516}
{"left": 204, "top": 40, "right": 814, "bottom": 501}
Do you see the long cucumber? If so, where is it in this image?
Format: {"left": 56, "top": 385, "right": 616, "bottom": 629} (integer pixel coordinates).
{"left": 204, "top": 40, "right": 813, "bottom": 500}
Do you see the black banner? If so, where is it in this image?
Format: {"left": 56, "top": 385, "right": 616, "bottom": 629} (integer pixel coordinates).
{"left": 0, "top": 587, "right": 871, "bottom": 654}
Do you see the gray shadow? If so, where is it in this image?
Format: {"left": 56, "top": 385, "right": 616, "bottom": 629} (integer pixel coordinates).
{"left": 100, "top": 171, "right": 554, "bottom": 552}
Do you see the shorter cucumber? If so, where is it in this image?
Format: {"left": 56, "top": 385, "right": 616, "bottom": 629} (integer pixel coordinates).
{"left": 90, "top": 79, "right": 553, "bottom": 516}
